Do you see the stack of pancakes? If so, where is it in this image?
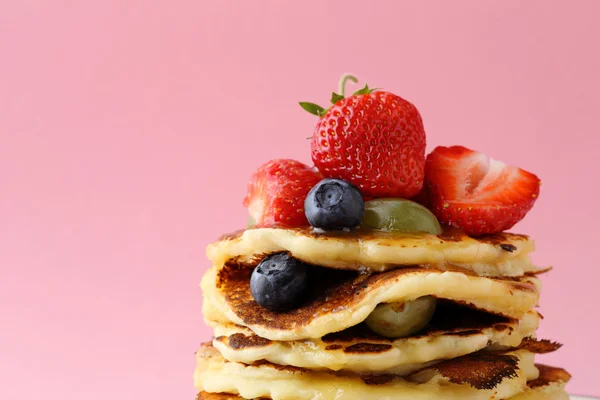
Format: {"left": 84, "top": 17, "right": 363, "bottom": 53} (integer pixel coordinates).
{"left": 195, "top": 227, "right": 571, "bottom": 399}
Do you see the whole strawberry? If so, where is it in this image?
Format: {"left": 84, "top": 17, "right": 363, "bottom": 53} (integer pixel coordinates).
{"left": 424, "top": 146, "right": 541, "bottom": 236}
{"left": 301, "top": 75, "right": 426, "bottom": 198}
{"left": 243, "top": 159, "right": 323, "bottom": 228}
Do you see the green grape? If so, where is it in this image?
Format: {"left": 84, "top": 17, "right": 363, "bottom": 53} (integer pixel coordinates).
{"left": 362, "top": 198, "right": 442, "bottom": 234}
{"left": 365, "top": 296, "right": 437, "bottom": 338}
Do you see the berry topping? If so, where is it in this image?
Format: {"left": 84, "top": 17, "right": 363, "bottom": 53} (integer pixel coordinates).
{"left": 301, "top": 74, "right": 426, "bottom": 198}
{"left": 424, "top": 146, "right": 541, "bottom": 236}
{"left": 243, "top": 159, "right": 323, "bottom": 228}
{"left": 250, "top": 253, "right": 309, "bottom": 312}
{"left": 365, "top": 296, "right": 437, "bottom": 338}
{"left": 304, "top": 178, "right": 364, "bottom": 230}
{"left": 362, "top": 198, "right": 442, "bottom": 234}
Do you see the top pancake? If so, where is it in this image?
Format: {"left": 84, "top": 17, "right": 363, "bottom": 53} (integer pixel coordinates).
{"left": 206, "top": 227, "right": 538, "bottom": 277}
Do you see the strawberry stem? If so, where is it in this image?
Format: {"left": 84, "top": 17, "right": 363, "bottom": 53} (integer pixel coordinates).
{"left": 300, "top": 73, "right": 373, "bottom": 117}
{"left": 338, "top": 74, "right": 358, "bottom": 97}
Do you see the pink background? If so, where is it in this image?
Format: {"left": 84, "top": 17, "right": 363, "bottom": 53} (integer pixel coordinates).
{"left": 1, "top": 1, "right": 599, "bottom": 398}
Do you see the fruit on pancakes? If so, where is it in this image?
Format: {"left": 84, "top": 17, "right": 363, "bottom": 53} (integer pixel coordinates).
{"left": 243, "top": 159, "right": 322, "bottom": 228}
{"left": 301, "top": 74, "right": 426, "bottom": 198}
{"left": 424, "top": 146, "right": 541, "bottom": 236}
{"left": 304, "top": 178, "right": 364, "bottom": 230}
{"left": 365, "top": 296, "right": 437, "bottom": 338}
{"left": 246, "top": 76, "right": 541, "bottom": 236}
{"left": 250, "top": 253, "right": 308, "bottom": 312}
{"left": 200, "top": 74, "right": 567, "bottom": 400}
{"left": 362, "top": 198, "right": 442, "bottom": 234}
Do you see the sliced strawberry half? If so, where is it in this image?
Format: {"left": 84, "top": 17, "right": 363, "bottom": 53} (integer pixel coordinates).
{"left": 424, "top": 146, "right": 541, "bottom": 236}
{"left": 243, "top": 159, "right": 323, "bottom": 228}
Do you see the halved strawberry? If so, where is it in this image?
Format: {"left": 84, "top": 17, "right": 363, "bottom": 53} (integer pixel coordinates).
{"left": 424, "top": 146, "right": 540, "bottom": 236}
{"left": 243, "top": 159, "right": 323, "bottom": 228}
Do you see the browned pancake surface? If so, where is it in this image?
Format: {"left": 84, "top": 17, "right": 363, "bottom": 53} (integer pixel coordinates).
{"left": 216, "top": 301, "right": 519, "bottom": 354}
{"left": 528, "top": 364, "right": 572, "bottom": 388}
{"left": 219, "top": 227, "right": 529, "bottom": 248}
{"left": 217, "top": 263, "right": 537, "bottom": 331}
{"left": 409, "top": 352, "right": 520, "bottom": 389}
{"left": 199, "top": 341, "right": 553, "bottom": 384}
{"left": 196, "top": 363, "right": 570, "bottom": 400}
{"left": 215, "top": 227, "right": 532, "bottom": 275}
{"left": 518, "top": 338, "right": 563, "bottom": 354}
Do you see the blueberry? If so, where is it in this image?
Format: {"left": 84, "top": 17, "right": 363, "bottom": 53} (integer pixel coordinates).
{"left": 304, "top": 178, "right": 364, "bottom": 230}
{"left": 250, "top": 253, "right": 309, "bottom": 312}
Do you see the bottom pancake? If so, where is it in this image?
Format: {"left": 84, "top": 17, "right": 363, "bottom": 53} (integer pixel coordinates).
{"left": 212, "top": 303, "right": 541, "bottom": 374}
{"left": 194, "top": 344, "right": 540, "bottom": 400}
{"left": 196, "top": 363, "right": 570, "bottom": 399}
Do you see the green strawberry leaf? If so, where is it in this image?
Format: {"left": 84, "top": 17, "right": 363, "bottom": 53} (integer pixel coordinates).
{"left": 353, "top": 84, "right": 372, "bottom": 95}
{"left": 299, "top": 102, "right": 326, "bottom": 116}
{"left": 352, "top": 84, "right": 381, "bottom": 96}
{"left": 330, "top": 92, "right": 345, "bottom": 104}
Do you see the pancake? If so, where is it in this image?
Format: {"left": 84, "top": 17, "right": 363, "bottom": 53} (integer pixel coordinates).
{"left": 206, "top": 227, "right": 540, "bottom": 276}
{"left": 196, "top": 364, "right": 571, "bottom": 399}
{"left": 202, "top": 264, "right": 540, "bottom": 341}
{"left": 212, "top": 303, "right": 541, "bottom": 374}
{"left": 194, "top": 344, "right": 540, "bottom": 400}
{"left": 516, "top": 365, "right": 572, "bottom": 399}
